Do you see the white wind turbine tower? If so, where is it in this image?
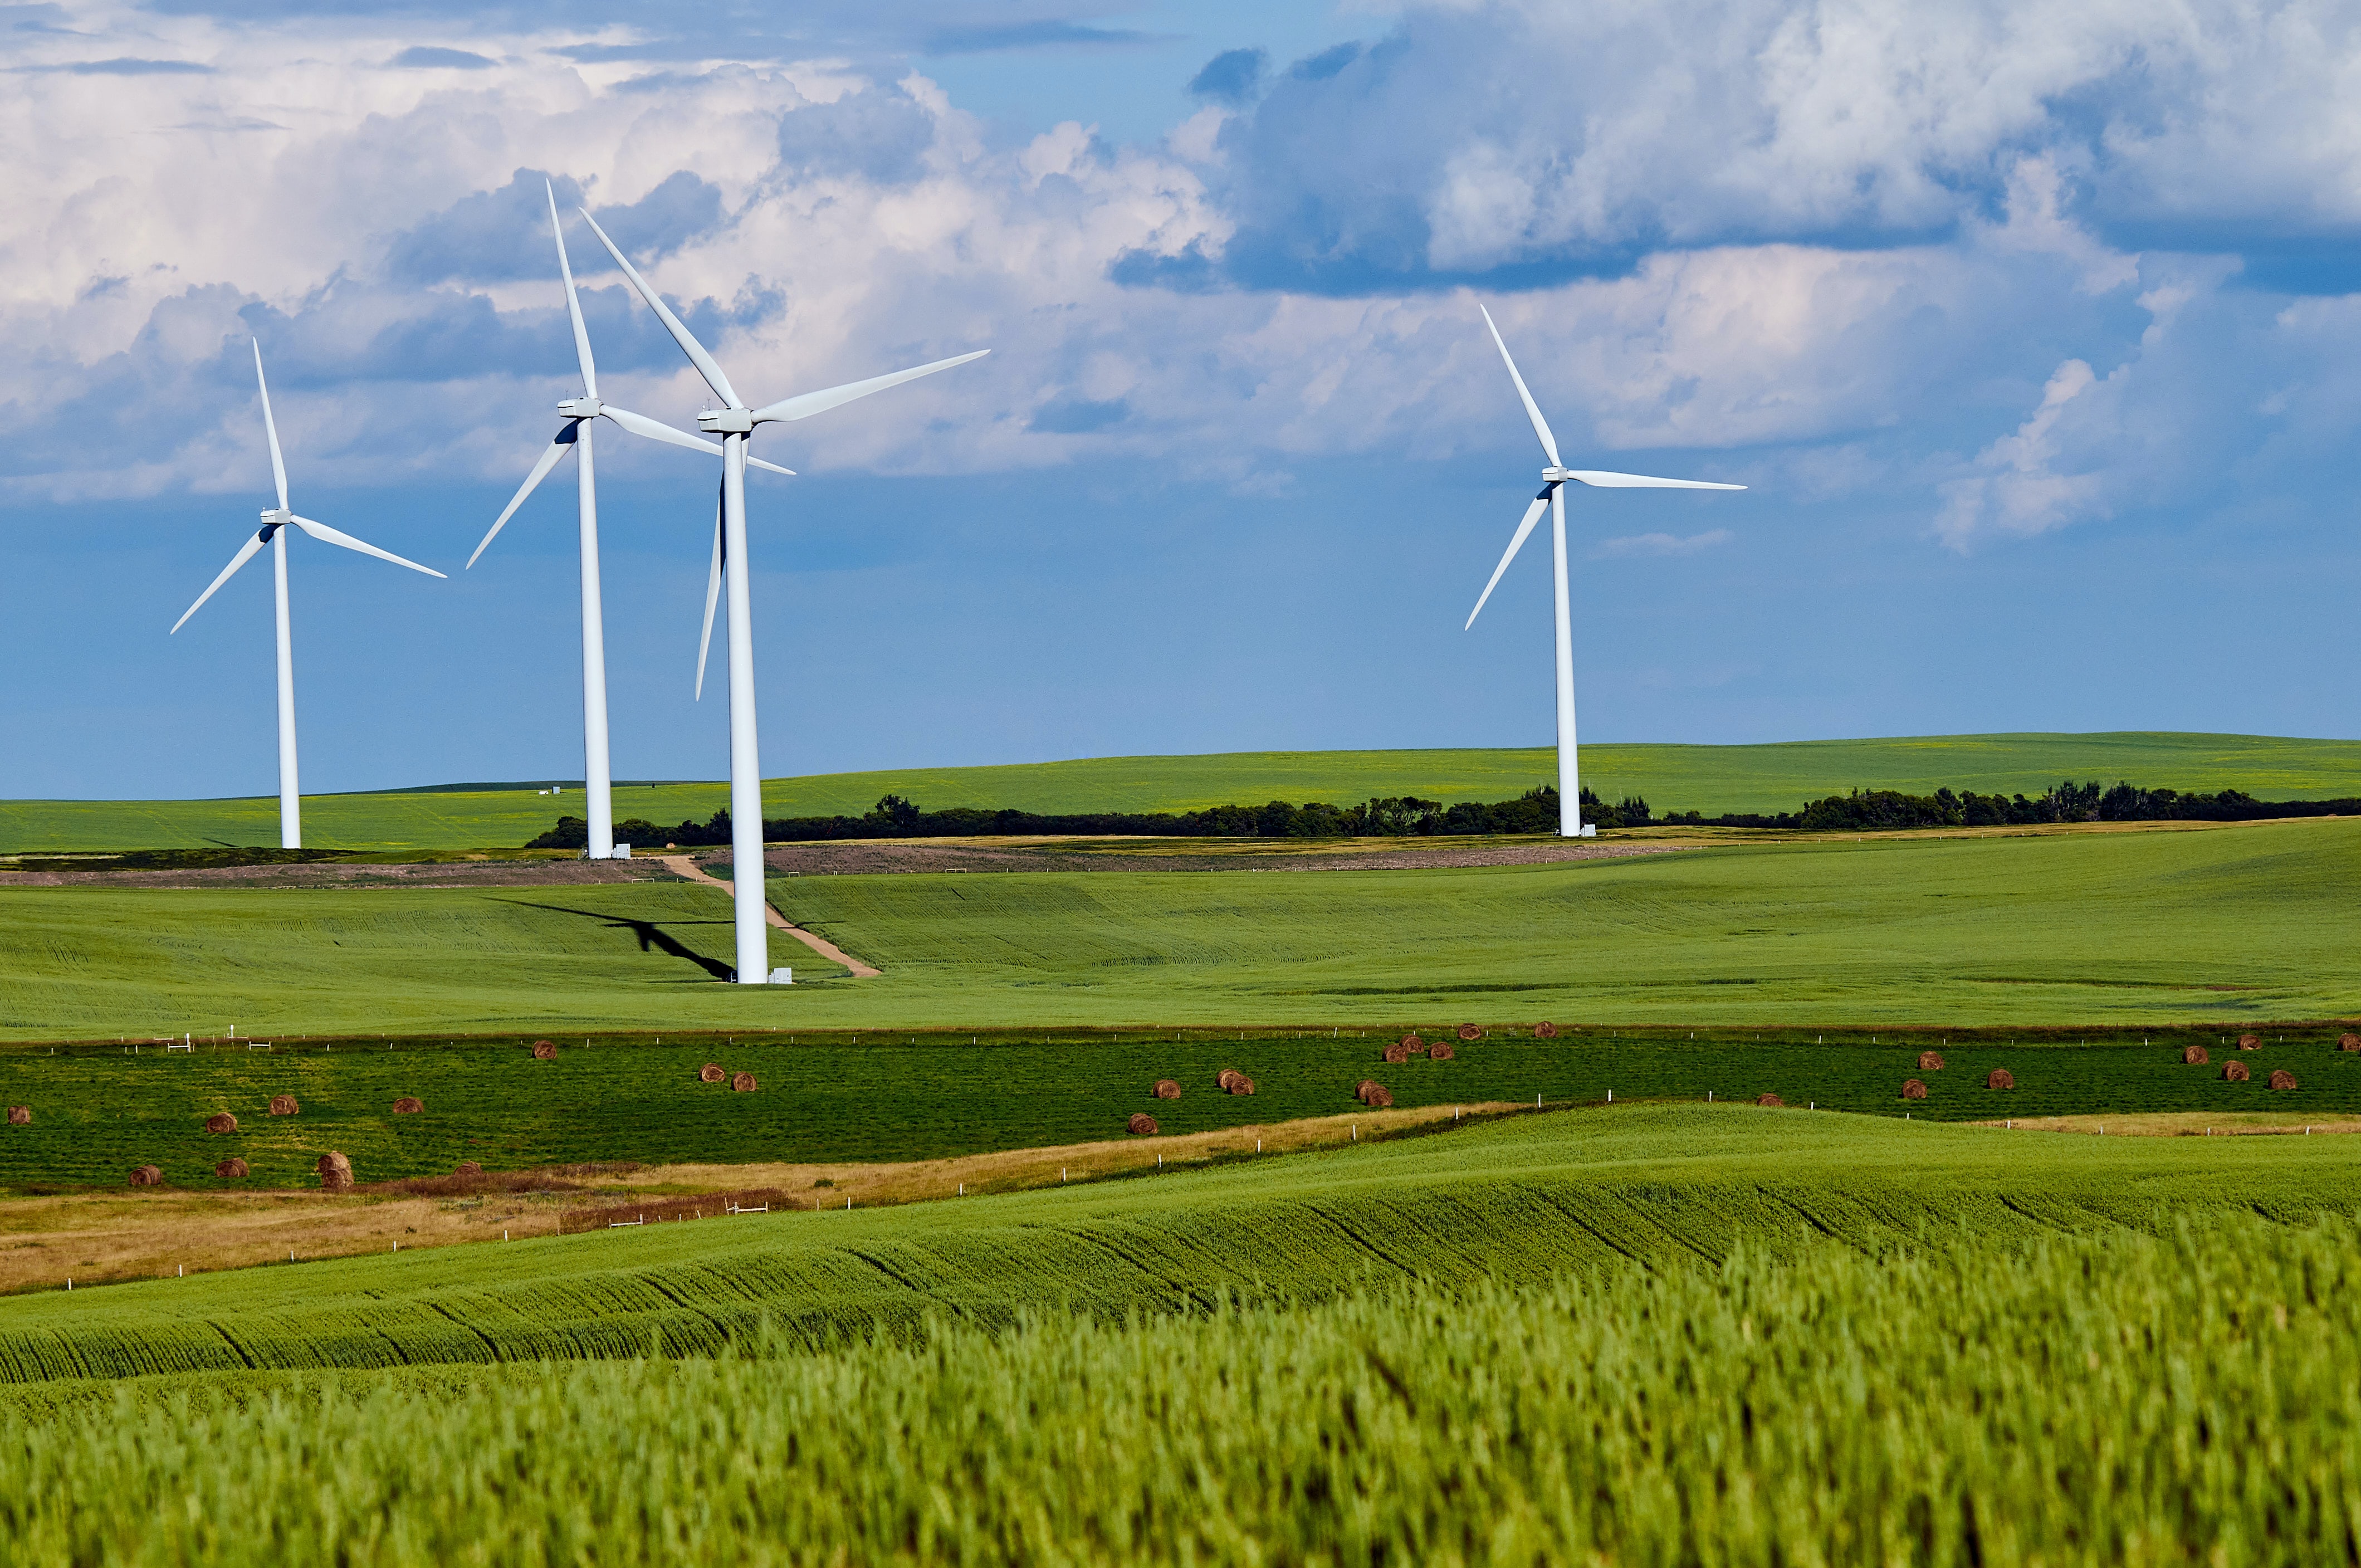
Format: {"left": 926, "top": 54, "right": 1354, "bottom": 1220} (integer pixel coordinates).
{"left": 172, "top": 343, "right": 447, "bottom": 849}
{"left": 1464, "top": 305, "right": 1744, "bottom": 838}
{"left": 466, "top": 182, "right": 792, "bottom": 860}
{"left": 579, "top": 207, "right": 989, "bottom": 984}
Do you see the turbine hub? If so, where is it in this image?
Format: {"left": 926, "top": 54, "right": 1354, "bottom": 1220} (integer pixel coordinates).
{"left": 258, "top": 507, "right": 291, "bottom": 538}
{"left": 1541, "top": 467, "right": 1575, "bottom": 483}
{"left": 698, "top": 408, "right": 755, "bottom": 434}
{"left": 558, "top": 397, "right": 603, "bottom": 419}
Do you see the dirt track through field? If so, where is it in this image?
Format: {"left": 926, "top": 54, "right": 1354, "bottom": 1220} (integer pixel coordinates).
{"left": 0, "top": 1102, "right": 1513, "bottom": 1295}
{"left": 657, "top": 856, "right": 882, "bottom": 977}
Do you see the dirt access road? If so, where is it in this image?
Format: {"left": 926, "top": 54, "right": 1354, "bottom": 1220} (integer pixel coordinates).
{"left": 657, "top": 856, "right": 882, "bottom": 976}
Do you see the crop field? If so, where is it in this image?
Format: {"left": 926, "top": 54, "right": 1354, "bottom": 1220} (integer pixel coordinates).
{"left": 3, "top": 1105, "right": 2359, "bottom": 1380}
{"left": 4, "top": 729, "right": 2357, "bottom": 851}
{"left": 3, "top": 815, "right": 2355, "bottom": 1038}
{"left": 2, "top": 1217, "right": 2356, "bottom": 1564}
{"left": 2, "top": 1021, "right": 2358, "bottom": 1192}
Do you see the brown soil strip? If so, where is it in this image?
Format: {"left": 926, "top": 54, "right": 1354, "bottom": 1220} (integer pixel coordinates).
{"left": 0, "top": 1102, "right": 1518, "bottom": 1296}
{"left": 752, "top": 836, "right": 1685, "bottom": 877}
{"left": 657, "top": 855, "right": 881, "bottom": 976}
{"left": 0, "top": 857, "right": 677, "bottom": 891}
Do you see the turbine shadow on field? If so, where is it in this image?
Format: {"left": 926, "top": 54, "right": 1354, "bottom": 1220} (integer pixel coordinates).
{"left": 511, "top": 900, "right": 735, "bottom": 981}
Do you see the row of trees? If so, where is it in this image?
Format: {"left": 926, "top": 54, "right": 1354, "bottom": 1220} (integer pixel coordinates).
{"left": 526, "top": 784, "right": 1609, "bottom": 848}
{"left": 524, "top": 778, "right": 2354, "bottom": 848}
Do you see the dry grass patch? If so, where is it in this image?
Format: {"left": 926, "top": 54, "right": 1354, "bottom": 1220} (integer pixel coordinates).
{"left": 1971, "top": 1111, "right": 2361, "bottom": 1137}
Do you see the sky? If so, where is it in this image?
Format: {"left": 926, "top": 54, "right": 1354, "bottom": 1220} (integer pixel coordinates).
{"left": 3, "top": 0, "right": 2359, "bottom": 800}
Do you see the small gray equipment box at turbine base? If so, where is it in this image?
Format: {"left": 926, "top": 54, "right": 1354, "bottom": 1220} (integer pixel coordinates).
{"left": 769, "top": 968, "right": 793, "bottom": 985}
{"left": 614, "top": 844, "right": 630, "bottom": 859}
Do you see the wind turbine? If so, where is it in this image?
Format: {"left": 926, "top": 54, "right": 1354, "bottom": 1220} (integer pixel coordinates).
{"left": 465, "top": 182, "right": 791, "bottom": 861}
{"left": 578, "top": 207, "right": 989, "bottom": 984}
{"left": 172, "top": 342, "right": 447, "bottom": 849}
{"left": 1463, "top": 304, "right": 1743, "bottom": 838}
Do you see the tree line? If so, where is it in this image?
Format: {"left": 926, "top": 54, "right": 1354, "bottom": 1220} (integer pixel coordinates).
{"left": 524, "top": 777, "right": 2357, "bottom": 848}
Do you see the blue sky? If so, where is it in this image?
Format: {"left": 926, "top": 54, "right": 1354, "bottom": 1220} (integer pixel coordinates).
{"left": 3, "top": 0, "right": 2358, "bottom": 799}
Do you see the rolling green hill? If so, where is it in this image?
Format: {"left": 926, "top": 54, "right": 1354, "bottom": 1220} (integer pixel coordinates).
{"left": 3, "top": 1105, "right": 2358, "bottom": 1383}
{"left": 2, "top": 817, "right": 2356, "bottom": 1038}
{"left": 3, "top": 731, "right": 2357, "bottom": 852}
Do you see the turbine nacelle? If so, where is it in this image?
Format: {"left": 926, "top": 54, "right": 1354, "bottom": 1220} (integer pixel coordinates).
{"left": 556, "top": 397, "right": 603, "bottom": 420}
{"left": 697, "top": 408, "right": 756, "bottom": 434}
{"left": 257, "top": 507, "right": 292, "bottom": 538}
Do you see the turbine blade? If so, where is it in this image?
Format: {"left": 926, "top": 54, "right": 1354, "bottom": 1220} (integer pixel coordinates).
{"left": 548, "top": 181, "right": 597, "bottom": 399}
{"left": 1478, "top": 304, "right": 1560, "bottom": 468}
{"left": 287, "top": 516, "right": 447, "bottom": 578}
{"left": 468, "top": 425, "right": 578, "bottom": 569}
{"left": 695, "top": 499, "right": 723, "bottom": 701}
{"left": 575, "top": 207, "right": 741, "bottom": 409}
{"left": 750, "top": 349, "right": 989, "bottom": 425}
{"left": 1464, "top": 490, "right": 1553, "bottom": 631}
{"left": 598, "top": 406, "right": 797, "bottom": 473}
{"left": 170, "top": 530, "right": 268, "bottom": 634}
{"left": 1564, "top": 470, "right": 1747, "bottom": 490}
{"left": 253, "top": 341, "right": 290, "bottom": 512}
{"left": 601, "top": 404, "right": 725, "bottom": 457}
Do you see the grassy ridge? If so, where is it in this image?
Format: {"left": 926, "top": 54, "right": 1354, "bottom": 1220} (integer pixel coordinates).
{"left": 3, "top": 817, "right": 2357, "bottom": 1037}
{"left": 4, "top": 1219, "right": 2357, "bottom": 1564}
{"left": 2, "top": 1107, "right": 2358, "bottom": 1384}
{"left": 3, "top": 1025, "right": 2357, "bottom": 1191}
{"left": 4, "top": 730, "right": 2358, "bottom": 851}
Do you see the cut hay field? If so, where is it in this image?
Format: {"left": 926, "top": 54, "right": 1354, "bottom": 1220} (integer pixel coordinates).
{"left": 2, "top": 815, "right": 2355, "bottom": 1037}
{"left": 4, "top": 1019, "right": 2357, "bottom": 1193}
{"left": 3, "top": 1109, "right": 2359, "bottom": 1562}
{"left": 3, "top": 729, "right": 2357, "bottom": 851}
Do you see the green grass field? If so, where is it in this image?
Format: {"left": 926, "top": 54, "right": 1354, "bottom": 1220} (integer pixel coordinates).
{"left": 2, "top": 1105, "right": 2357, "bottom": 1379}
{"left": 4, "top": 1108, "right": 2359, "bottom": 1562}
{"left": 3, "top": 817, "right": 2355, "bottom": 1038}
{"left": 4, "top": 730, "right": 2357, "bottom": 851}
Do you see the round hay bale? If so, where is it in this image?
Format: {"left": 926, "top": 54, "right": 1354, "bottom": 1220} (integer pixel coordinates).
{"left": 1756, "top": 1093, "right": 1783, "bottom": 1107}
{"left": 2223, "top": 1061, "right": 2250, "bottom": 1083}
{"left": 454, "top": 1160, "right": 483, "bottom": 1175}
{"left": 4, "top": 1106, "right": 27, "bottom": 1126}
{"left": 1456, "top": 1023, "right": 1482, "bottom": 1042}
{"left": 128, "top": 1165, "right": 162, "bottom": 1187}
{"left": 1901, "top": 1078, "right": 1928, "bottom": 1100}
{"left": 1227, "top": 1074, "right": 1256, "bottom": 1096}
{"left": 1363, "top": 1085, "right": 1394, "bottom": 1109}
{"left": 268, "top": 1094, "right": 298, "bottom": 1117}
{"left": 1532, "top": 1021, "right": 1558, "bottom": 1039}
{"left": 2182, "top": 1044, "right": 2210, "bottom": 1066}
{"left": 214, "top": 1157, "right": 248, "bottom": 1179}
{"left": 731, "top": 1071, "right": 757, "bottom": 1093}
{"left": 2237, "top": 1033, "right": 2262, "bottom": 1051}
{"left": 2270, "top": 1068, "right": 2298, "bottom": 1091}
{"left": 531, "top": 1040, "right": 558, "bottom": 1061}
{"left": 698, "top": 1062, "right": 726, "bottom": 1084}
{"left": 1127, "top": 1111, "right": 1159, "bottom": 1136}
{"left": 391, "top": 1097, "right": 424, "bottom": 1115}
{"left": 316, "top": 1152, "right": 354, "bottom": 1191}
{"left": 203, "top": 1112, "right": 238, "bottom": 1135}
{"left": 1917, "top": 1051, "right": 1944, "bottom": 1071}
{"left": 1152, "top": 1078, "right": 1182, "bottom": 1100}
{"left": 1382, "top": 1042, "right": 1412, "bottom": 1064}
{"left": 1355, "top": 1078, "right": 1384, "bottom": 1105}
{"left": 1398, "top": 1033, "right": 1424, "bottom": 1052}
{"left": 1216, "top": 1068, "right": 1245, "bottom": 1091}
{"left": 1986, "top": 1068, "right": 2015, "bottom": 1090}
{"left": 2340, "top": 1034, "right": 2360, "bottom": 1053}
{"left": 1429, "top": 1042, "right": 1455, "bottom": 1061}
